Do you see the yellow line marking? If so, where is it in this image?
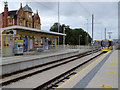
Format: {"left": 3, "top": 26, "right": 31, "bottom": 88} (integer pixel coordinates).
{"left": 106, "top": 71, "right": 116, "bottom": 73}
{"left": 57, "top": 53, "right": 106, "bottom": 88}
{"left": 100, "top": 84, "right": 113, "bottom": 88}
{"left": 110, "top": 64, "right": 116, "bottom": 66}
{"left": 112, "top": 60, "right": 117, "bottom": 61}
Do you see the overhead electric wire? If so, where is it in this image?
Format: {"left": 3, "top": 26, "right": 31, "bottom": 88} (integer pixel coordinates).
{"left": 38, "top": 2, "right": 58, "bottom": 13}
{"left": 78, "top": 2, "right": 91, "bottom": 16}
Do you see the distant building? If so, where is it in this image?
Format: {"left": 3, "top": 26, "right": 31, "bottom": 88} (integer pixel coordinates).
{"left": 1, "top": 2, "right": 66, "bottom": 56}
{"left": 0, "top": 2, "right": 41, "bottom": 29}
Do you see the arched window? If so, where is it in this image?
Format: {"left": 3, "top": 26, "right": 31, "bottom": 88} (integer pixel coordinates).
{"left": 20, "top": 10, "right": 22, "bottom": 16}
{"left": 19, "top": 21, "right": 22, "bottom": 26}
{"left": 29, "top": 23, "right": 31, "bottom": 27}
{"left": 36, "top": 24, "right": 38, "bottom": 28}
{"left": 9, "top": 19, "right": 12, "bottom": 25}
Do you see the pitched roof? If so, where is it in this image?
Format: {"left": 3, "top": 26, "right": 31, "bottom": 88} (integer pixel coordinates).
{"left": 1, "top": 25, "right": 66, "bottom": 36}
{"left": 2, "top": 10, "right": 17, "bottom": 16}
{"left": 23, "top": 4, "right": 33, "bottom": 12}
{"left": 8, "top": 10, "right": 17, "bottom": 16}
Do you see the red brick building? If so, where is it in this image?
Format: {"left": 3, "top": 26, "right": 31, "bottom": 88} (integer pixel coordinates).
{"left": 0, "top": 2, "right": 41, "bottom": 29}
{"left": 1, "top": 2, "right": 66, "bottom": 56}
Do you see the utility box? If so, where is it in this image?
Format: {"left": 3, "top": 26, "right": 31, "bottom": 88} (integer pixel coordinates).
{"left": 14, "top": 40, "right": 23, "bottom": 55}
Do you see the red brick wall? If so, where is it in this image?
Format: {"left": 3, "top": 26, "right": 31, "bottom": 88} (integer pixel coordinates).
{"left": 2, "top": 13, "right": 4, "bottom": 27}
{"left": 14, "top": 18, "right": 17, "bottom": 25}
{"left": 0, "top": 13, "right": 2, "bottom": 28}
{"left": 17, "top": 7, "right": 25, "bottom": 17}
{"left": 34, "top": 14, "right": 40, "bottom": 23}
{"left": 4, "top": 6, "right": 8, "bottom": 27}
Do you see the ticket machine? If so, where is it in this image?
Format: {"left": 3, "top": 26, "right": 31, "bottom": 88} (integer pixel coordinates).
{"left": 14, "top": 40, "right": 23, "bottom": 55}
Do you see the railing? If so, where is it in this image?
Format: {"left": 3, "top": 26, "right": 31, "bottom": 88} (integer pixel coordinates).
{"left": 57, "top": 45, "right": 99, "bottom": 50}
{"left": 28, "top": 44, "right": 102, "bottom": 53}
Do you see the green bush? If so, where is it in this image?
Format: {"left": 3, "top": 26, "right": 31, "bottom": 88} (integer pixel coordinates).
{"left": 117, "top": 46, "right": 120, "bottom": 50}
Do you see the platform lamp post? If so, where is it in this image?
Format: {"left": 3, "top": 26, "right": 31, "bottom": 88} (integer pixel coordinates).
{"left": 86, "top": 19, "right": 89, "bottom": 49}
{"left": 86, "top": 35, "right": 88, "bottom": 49}
{"left": 79, "top": 35, "right": 82, "bottom": 49}
{"left": 63, "top": 27, "right": 65, "bottom": 49}
{"left": 108, "top": 32, "right": 112, "bottom": 39}
{"left": 91, "top": 14, "right": 94, "bottom": 56}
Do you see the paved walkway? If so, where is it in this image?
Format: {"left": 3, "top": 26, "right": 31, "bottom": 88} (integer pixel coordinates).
{"left": 58, "top": 50, "right": 118, "bottom": 89}
{"left": 3, "top": 50, "right": 100, "bottom": 88}
{"left": 1, "top": 49, "right": 91, "bottom": 65}
{"left": 86, "top": 50, "right": 118, "bottom": 88}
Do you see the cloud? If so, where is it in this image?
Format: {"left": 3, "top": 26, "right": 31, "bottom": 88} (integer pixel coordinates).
{"left": 0, "top": 1, "right": 118, "bottom": 40}
{"left": 41, "top": 16, "right": 58, "bottom": 30}
{"left": 0, "top": 2, "right": 4, "bottom": 13}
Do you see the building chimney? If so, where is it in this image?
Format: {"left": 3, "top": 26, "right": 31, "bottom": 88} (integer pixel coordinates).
{"left": 20, "top": 3, "right": 22, "bottom": 8}
{"left": 4, "top": 2, "right": 8, "bottom": 27}
{"left": 36, "top": 10, "right": 38, "bottom": 15}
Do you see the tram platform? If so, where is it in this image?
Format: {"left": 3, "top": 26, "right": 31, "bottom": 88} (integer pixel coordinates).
{"left": 57, "top": 50, "right": 118, "bottom": 89}
{"left": 1, "top": 49, "right": 91, "bottom": 76}
{"left": 2, "top": 50, "right": 101, "bottom": 89}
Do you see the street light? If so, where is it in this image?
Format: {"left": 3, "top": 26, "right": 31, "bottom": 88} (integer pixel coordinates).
{"left": 107, "top": 32, "right": 112, "bottom": 39}
{"left": 79, "top": 35, "right": 82, "bottom": 49}
{"left": 63, "top": 27, "right": 65, "bottom": 49}
{"left": 86, "top": 35, "right": 88, "bottom": 49}
{"left": 86, "top": 19, "right": 88, "bottom": 49}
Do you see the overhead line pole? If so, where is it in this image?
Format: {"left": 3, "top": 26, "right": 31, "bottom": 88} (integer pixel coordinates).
{"left": 86, "top": 19, "right": 88, "bottom": 48}
{"left": 58, "top": 0, "right": 59, "bottom": 48}
{"left": 92, "top": 14, "right": 94, "bottom": 56}
{"left": 105, "top": 28, "right": 106, "bottom": 39}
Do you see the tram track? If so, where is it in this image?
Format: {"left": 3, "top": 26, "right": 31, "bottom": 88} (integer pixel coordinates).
{"left": 1, "top": 49, "right": 101, "bottom": 88}
{"left": 33, "top": 51, "right": 104, "bottom": 90}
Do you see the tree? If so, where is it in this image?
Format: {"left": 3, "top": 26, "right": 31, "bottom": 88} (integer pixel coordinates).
{"left": 50, "top": 22, "right": 92, "bottom": 45}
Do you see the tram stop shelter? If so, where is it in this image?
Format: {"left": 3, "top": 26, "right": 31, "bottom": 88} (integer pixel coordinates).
{"left": 1, "top": 25, "right": 66, "bottom": 56}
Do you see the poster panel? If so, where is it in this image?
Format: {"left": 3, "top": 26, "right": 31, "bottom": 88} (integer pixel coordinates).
{"left": 30, "top": 39, "right": 33, "bottom": 50}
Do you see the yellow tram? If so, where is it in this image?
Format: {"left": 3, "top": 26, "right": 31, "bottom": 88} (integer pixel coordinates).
{"left": 101, "top": 39, "right": 113, "bottom": 52}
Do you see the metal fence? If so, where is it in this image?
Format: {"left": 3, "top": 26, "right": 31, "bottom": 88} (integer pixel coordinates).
{"left": 57, "top": 45, "right": 98, "bottom": 50}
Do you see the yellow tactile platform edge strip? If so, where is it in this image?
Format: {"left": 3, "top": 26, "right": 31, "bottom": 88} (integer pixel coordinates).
{"left": 57, "top": 53, "right": 107, "bottom": 88}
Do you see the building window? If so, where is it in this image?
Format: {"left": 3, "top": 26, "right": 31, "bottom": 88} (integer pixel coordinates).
{"left": 9, "top": 19, "right": 13, "bottom": 25}
{"left": 36, "top": 24, "right": 38, "bottom": 28}
{"left": 19, "top": 21, "right": 22, "bottom": 26}
{"left": 37, "top": 16, "right": 38, "bottom": 19}
{"left": 20, "top": 11, "right": 22, "bottom": 15}
{"left": 26, "top": 21, "right": 27, "bottom": 27}
{"left": 13, "top": 19, "right": 14, "bottom": 25}
{"left": 29, "top": 15, "right": 31, "bottom": 18}
{"left": 29, "top": 23, "right": 31, "bottom": 27}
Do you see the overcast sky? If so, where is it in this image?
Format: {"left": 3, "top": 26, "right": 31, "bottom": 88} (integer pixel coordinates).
{"left": 0, "top": 0, "right": 119, "bottom": 40}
